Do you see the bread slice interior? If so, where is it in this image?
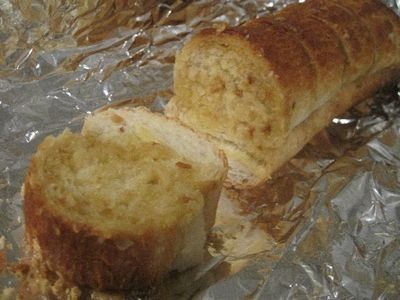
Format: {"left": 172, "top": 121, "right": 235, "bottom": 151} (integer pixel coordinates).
{"left": 34, "top": 129, "right": 208, "bottom": 236}
{"left": 25, "top": 107, "right": 227, "bottom": 289}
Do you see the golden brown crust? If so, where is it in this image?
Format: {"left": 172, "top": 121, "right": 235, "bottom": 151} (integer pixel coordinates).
{"left": 222, "top": 19, "right": 317, "bottom": 119}
{"left": 336, "top": 0, "right": 400, "bottom": 70}
{"left": 260, "top": 67, "right": 400, "bottom": 187}
{"left": 194, "top": 25, "right": 316, "bottom": 134}
{"left": 228, "top": 67, "right": 400, "bottom": 189}
{"left": 198, "top": 0, "right": 379, "bottom": 102}
{"left": 270, "top": 13, "right": 346, "bottom": 104}
{"left": 189, "top": 0, "right": 393, "bottom": 133}
{"left": 23, "top": 107, "right": 228, "bottom": 290}
{"left": 293, "top": 0, "right": 374, "bottom": 82}
{"left": 168, "top": 0, "right": 400, "bottom": 187}
{"left": 24, "top": 170, "right": 180, "bottom": 290}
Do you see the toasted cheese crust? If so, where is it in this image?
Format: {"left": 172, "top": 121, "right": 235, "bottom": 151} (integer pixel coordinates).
{"left": 24, "top": 108, "right": 227, "bottom": 290}
{"left": 32, "top": 131, "right": 206, "bottom": 235}
{"left": 166, "top": 0, "right": 400, "bottom": 187}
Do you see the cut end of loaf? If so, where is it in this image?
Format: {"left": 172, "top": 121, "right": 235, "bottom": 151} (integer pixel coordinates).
{"left": 166, "top": 33, "right": 288, "bottom": 186}
{"left": 24, "top": 107, "right": 228, "bottom": 290}
{"left": 31, "top": 129, "right": 205, "bottom": 236}
{"left": 166, "top": 33, "right": 288, "bottom": 177}
{"left": 167, "top": 0, "right": 400, "bottom": 188}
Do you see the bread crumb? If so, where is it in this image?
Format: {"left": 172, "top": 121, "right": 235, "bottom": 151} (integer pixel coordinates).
{"left": 234, "top": 88, "right": 243, "bottom": 97}
{"left": 389, "top": 32, "right": 395, "bottom": 42}
{"left": 91, "top": 291, "right": 124, "bottom": 300}
{"left": 66, "top": 286, "right": 81, "bottom": 300}
{"left": 110, "top": 113, "right": 126, "bottom": 125}
{"left": 248, "top": 127, "right": 255, "bottom": 138}
{"left": 0, "top": 250, "right": 6, "bottom": 273}
{"left": 175, "top": 161, "right": 192, "bottom": 169}
{"left": 1, "top": 288, "right": 16, "bottom": 299}
{"left": 261, "top": 125, "right": 271, "bottom": 134}
{"left": 247, "top": 74, "right": 255, "bottom": 85}
{"left": 0, "top": 236, "right": 5, "bottom": 250}
{"left": 212, "top": 23, "right": 227, "bottom": 33}
{"left": 179, "top": 195, "right": 192, "bottom": 204}
{"left": 6, "top": 242, "right": 12, "bottom": 251}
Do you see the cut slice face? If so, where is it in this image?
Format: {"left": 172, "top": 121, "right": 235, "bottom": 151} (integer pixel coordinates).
{"left": 24, "top": 107, "right": 227, "bottom": 290}
{"left": 32, "top": 130, "right": 205, "bottom": 236}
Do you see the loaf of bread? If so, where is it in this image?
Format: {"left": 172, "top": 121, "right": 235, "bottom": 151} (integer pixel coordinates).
{"left": 23, "top": 107, "right": 227, "bottom": 290}
{"left": 166, "top": 0, "right": 400, "bottom": 187}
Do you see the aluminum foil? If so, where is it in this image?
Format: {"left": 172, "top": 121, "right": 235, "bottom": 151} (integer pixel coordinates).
{"left": 1, "top": 0, "right": 400, "bottom": 299}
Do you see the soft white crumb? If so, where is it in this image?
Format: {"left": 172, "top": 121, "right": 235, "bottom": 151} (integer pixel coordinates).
{"left": 1, "top": 288, "right": 16, "bottom": 299}
{"left": 0, "top": 236, "right": 5, "bottom": 250}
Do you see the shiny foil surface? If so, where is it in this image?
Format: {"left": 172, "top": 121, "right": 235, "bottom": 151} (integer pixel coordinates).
{"left": 1, "top": 0, "right": 400, "bottom": 299}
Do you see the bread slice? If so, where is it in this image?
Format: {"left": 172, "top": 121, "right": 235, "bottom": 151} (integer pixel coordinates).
{"left": 23, "top": 107, "right": 227, "bottom": 290}
{"left": 165, "top": 0, "right": 400, "bottom": 187}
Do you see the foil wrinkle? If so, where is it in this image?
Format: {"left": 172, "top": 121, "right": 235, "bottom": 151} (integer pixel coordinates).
{"left": 1, "top": 0, "right": 400, "bottom": 299}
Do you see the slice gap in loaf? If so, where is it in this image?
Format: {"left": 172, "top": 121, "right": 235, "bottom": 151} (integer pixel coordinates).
{"left": 24, "top": 107, "right": 227, "bottom": 290}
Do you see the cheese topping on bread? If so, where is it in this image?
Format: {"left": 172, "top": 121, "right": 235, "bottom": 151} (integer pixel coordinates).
{"left": 166, "top": 0, "right": 400, "bottom": 187}
{"left": 33, "top": 130, "right": 204, "bottom": 236}
{"left": 24, "top": 107, "right": 227, "bottom": 290}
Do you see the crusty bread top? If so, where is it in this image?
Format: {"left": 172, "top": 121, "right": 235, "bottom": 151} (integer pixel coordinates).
{"left": 292, "top": 0, "right": 375, "bottom": 82}
{"left": 27, "top": 107, "right": 227, "bottom": 238}
{"left": 166, "top": 0, "right": 400, "bottom": 186}
{"left": 193, "top": 0, "right": 389, "bottom": 128}
{"left": 271, "top": 13, "right": 346, "bottom": 104}
{"left": 336, "top": 0, "right": 400, "bottom": 72}
{"left": 23, "top": 107, "right": 228, "bottom": 290}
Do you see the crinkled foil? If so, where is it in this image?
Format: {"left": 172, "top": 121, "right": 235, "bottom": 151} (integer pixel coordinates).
{"left": 1, "top": 0, "right": 400, "bottom": 299}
